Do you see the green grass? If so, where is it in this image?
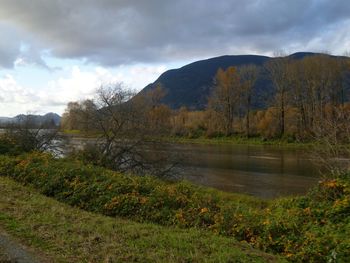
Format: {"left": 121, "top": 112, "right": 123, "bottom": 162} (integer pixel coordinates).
{"left": 60, "top": 129, "right": 102, "bottom": 138}
{"left": 160, "top": 135, "right": 315, "bottom": 148}
{"left": 60, "top": 129, "right": 314, "bottom": 147}
{"left": 0, "top": 177, "right": 280, "bottom": 263}
{"left": 61, "top": 129, "right": 82, "bottom": 135}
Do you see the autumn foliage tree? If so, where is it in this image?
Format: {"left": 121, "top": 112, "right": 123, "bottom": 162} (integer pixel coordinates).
{"left": 238, "top": 65, "right": 259, "bottom": 137}
{"left": 143, "top": 84, "right": 172, "bottom": 134}
{"left": 171, "top": 54, "right": 350, "bottom": 140}
{"left": 208, "top": 67, "right": 241, "bottom": 136}
{"left": 265, "top": 56, "right": 290, "bottom": 138}
{"left": 60, "top": 100, "right": 97, "bottom": 132}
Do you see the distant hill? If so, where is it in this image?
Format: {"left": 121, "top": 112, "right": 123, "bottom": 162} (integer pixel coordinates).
{"left": 0, "top": 117, "right": 12, "bottom": 123}
{"left": 0, "top": 113, "right": 61, "bottom": 127}
{"left": 139, "top": 52, "right": 344, "bottom": 110}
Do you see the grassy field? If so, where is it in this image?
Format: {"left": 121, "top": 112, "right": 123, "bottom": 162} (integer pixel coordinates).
{"left": 0, "top": 177, "right": 280, "bottom": 263}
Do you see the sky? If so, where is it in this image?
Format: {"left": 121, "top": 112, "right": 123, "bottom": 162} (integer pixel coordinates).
{"left": 0, "top": 0, "right": 350, "bottom": 117}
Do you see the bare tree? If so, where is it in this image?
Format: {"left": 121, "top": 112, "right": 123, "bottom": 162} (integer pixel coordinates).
{"left": 5, "top": 114, "right": 63, "bottom": 155}
{"left": 76, "top": 84, "right": 180, "bottom": 178}
{"left": 311, "top": 106, "right": 350, "bottom": 175}
{"left": 308, "top": 56, "right": 350, "bottom": 175}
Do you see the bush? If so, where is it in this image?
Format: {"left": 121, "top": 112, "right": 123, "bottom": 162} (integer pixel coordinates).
{"left": 0, "top": 136, "right": 22, "bottom": 155}
{"left": 0, "top": 152, "right": 349, "bottom": 262}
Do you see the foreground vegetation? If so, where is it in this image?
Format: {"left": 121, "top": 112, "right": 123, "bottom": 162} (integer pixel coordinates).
{"left": 0, "top": 152, "right": 349, "bottom": 262}
{"left": 0, "top": 177, "right": 277, "bottom": 262}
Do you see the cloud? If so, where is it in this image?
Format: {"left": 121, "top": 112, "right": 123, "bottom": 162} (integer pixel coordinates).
{"left": 0, "top": 0, "right": 349, "bottom": 67}
{"left": 0, "top": 64, "right": 168, "bottom": 116}
{"left": 1, "top": 0, "right": 350, "bottom": 116}
{"left": 0, "top": 23, "right": 21, "bottom": 68}
{"left": 41, "top": 66, "right": 119, "bottom": 107}
{"left": 0, "top": 22, "right": 53, "bottom": 69}
{"left": 0, "top": 74, "right": 40, "bottom": 116}
{"left": 0, "top": 68, "right": 116, "bottom": 116}
{"left": 41, "top": 64, "right": 168, "bottom": 106}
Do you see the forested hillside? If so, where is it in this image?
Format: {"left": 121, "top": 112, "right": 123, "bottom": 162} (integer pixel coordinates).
{"left": 141, "top": 52, "right": 349, "bottom": 111}
{"left": 62, "top": 53, "right": 350, "bottom": 140}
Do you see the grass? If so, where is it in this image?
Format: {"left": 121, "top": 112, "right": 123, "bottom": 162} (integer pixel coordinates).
{"left": 160, "top": 135, "right": 315, "bottom": 148}
{"left": 0, "top": 249, "right": 11, "bottom": 263}
{"left": 60, "top": 129, "right": 102, "bottom": 138}
{"left": 60, "top": 129, "right": 314, "bottom": 148}
{"left": 0, "top": 177, "right": 280, "bottom": 263}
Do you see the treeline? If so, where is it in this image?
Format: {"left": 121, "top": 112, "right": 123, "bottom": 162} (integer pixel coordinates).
{"left": 60, "top": 85, "right": 172, "bottom": 136}
{"left": 61, "top": 54, "right": 350, "bottom": 141}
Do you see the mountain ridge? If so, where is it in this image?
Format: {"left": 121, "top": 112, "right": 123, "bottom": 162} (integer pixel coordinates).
{"left": 0, "top": 112, "right": 61, "bottom": 126}
{"left": 139, "top": 52, "right": 344, "bottom": 110}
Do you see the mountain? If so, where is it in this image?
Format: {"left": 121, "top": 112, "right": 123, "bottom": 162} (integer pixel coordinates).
{"left": 0, "top": 113, "right": 61, "bottom": 127}
{"left": 0, "top": 117, "right": 12, "bottom": 122}
{"left": 139, "top": 52, "right": 342, "bottom": 110}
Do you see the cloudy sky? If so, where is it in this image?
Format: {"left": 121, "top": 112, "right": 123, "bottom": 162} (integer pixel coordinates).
{"left": 0, "top": 0, "right": 349, "bottom": 116}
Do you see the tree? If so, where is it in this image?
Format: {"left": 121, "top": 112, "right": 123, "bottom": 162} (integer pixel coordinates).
{"left": 4, "top": 114, "right": 63, "bottom": 155}
{"left": 144, "top": 83, "right": 167, "bottom": 108}
{"left": 208, "top": 67, "right": 240, "bottom": 136}
{"left": 147, "top": 104, "right": 172, "bottom": 134}
{"left": 74, "top": 84, "right": 179, "bottom": 177}
{"left": 139, "top": 84, "right": 171, "bottom": 135}
{"left": 284, "top": 59, "right": 309, "bottom": 137}
{"left": 80, "top": 99, "right": 98, "bottom": 131}
{"left": 60, "top": 100, "right": 98, "bottom": 131}
{"left": 238, "top": 65, "right": 259, "bottom": 137}
{"left": 311, "top": 105, "right": 350, "bottom": 174}
{"left": 299, "top": 55, "right": 346, "bottom": 136}
{"left": 60, "top": 102, "right": 82, "bottom": 130}
{"left": 265, "top": 56, "right": 290, "bottom": 138}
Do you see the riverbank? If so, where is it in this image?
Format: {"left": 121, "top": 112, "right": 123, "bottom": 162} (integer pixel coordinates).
{"left": 160, "top": 135, "right": 316, "bottom": 148}
{"left": 0, "top": 176, "right": 279, "bottom": 262}
{"left": 0, "top": 152, "right": 349, "bottom": 262}
{"left": 61, "top": 129, "right": 314, "bottom": 148}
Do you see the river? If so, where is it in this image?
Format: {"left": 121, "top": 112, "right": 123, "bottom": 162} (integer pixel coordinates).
{"left": 66, "top": 137, "right": 321, "bottom": 199}
{"left": 167, "top": 143, "right": 321, "bottom": 198}
{"left": 0, "top": 128, "right": 323, "bottom": 198}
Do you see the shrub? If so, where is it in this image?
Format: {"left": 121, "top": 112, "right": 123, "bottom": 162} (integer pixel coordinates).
{"left": 0, "top": 136, "right": 21, "bottom": 155}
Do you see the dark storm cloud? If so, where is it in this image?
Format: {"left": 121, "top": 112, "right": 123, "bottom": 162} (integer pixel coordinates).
{"left": 0, "top": 24, "right": 21, "bottom": 68}
{"left": 0, "top": 0, "right": 349, "bottom": 67}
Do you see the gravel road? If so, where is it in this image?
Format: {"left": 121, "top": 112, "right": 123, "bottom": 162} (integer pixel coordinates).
{"left": 0, "top": 232, "right": 40, "bottom": 263}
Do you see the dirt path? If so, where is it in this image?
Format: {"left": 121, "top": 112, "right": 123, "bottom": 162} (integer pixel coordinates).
{"left": 0, "top": 231, "right": 40, "bottom": 263}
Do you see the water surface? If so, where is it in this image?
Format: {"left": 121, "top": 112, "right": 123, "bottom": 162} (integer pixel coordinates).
{"left": 161, "top": 143, "right": 321, "bottom": 199}
{"left": 67, "top": 137, "right": 321, "bottom": 199}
